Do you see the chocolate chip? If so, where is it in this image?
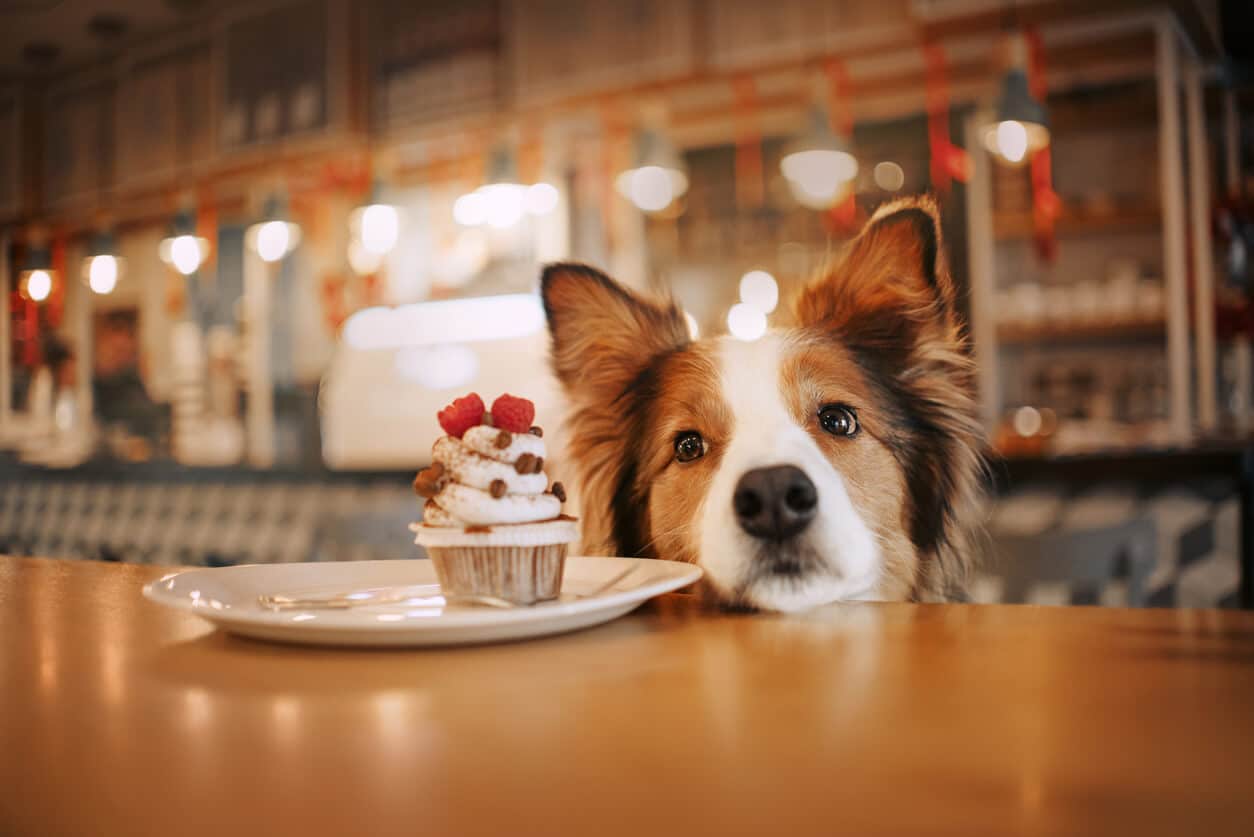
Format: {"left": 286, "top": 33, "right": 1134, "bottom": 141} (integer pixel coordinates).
{"left": 551, "top": 481, "right": 566, "bottom": 502}
{"left": 481, "top": 411, "right": 495, "bottom": 427}
{"left": 533, "top": 456, "right": 544, "bottom": 474}
{"left": 529, "top": 426, "right": 543, "bottom": 437}
{"left": 412, "top": 465, "right": 444, "bottom": 498}
{"left": 490, "top": 479, "right": 507, "bottom": 498}
{"left": 515, "top": 453, "right": 536, "bottom": 474}
{"left": 494, "top": 430, "right": 512, "bottom": 449}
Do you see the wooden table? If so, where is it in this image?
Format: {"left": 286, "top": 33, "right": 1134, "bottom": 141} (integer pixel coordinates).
{"left": 4, "top": 557, "right": 1254, "bottom": 837}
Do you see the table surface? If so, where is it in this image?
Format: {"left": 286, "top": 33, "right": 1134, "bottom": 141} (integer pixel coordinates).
{"left": 4, "top": 557, "right": 1254, "bottom": 837}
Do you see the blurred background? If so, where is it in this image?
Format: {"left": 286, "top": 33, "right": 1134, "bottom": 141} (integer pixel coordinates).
{"left": 2, "top": 0, "right": 1253, "bottom": 609}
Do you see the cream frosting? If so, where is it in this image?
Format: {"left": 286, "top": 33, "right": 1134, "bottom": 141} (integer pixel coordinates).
{"left": 422, "top": 429, "right": 561, "bottom": 527}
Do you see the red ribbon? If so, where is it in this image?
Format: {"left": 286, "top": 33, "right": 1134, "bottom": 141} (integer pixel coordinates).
{"left": 1026, "top": 27, "right": 1060, "bottom": 263}
{"left": 924, "top": 43, "right": 971, "bottom": 195}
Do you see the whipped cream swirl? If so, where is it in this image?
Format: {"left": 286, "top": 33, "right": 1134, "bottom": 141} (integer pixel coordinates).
{"left": 422, "top": 425, "right": 562, "bottom": 527}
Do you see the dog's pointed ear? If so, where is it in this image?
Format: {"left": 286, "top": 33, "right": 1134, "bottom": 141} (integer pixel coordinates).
{"left": 541, "top": 263, "right": 689, "bottom": 404}
{"left": 796, "top": 196, "right": 955, "bottom": 334}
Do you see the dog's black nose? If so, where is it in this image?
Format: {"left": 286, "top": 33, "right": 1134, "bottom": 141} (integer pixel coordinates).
{"left": 733, "top": 465, "right": 818, "bottom": 541}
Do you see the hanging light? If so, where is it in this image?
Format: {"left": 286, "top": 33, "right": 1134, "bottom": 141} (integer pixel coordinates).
{"left": 454, "top": 135, "right": 562, "bottom": 228}
{"left": 350, "top": 182, "right": 401, "bottom": 258}
{"left": 18, "top": 242, "right": 54, "bottom": 303}
{"left": 247, "top": 195, "right": 301, "bottom": 263}
{"left": 980, "top": 31, "right": 1050, "bottom": 166}
{"left": 781, "top": 104, "right": 858, "bottom": 210}
{"left": 83, "top": 229, "right": 124, "bottom": 295}
{"left": 18, "top": 227, "right": 56, "bottom": 303}
{"left": 479, "top": 143, "right": 528, "bottom": 229}
{"left": 615, "top": 125, "right": 688, "bottom": 214}
{"left": 159, "top": 208, "right": 210, "bottom": 276}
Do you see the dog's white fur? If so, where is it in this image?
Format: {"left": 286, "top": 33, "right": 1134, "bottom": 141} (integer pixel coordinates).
{"left": 697, "top": 334, "right": 881, "bottom": 611}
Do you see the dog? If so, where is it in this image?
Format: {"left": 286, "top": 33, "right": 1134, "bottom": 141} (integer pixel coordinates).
{"left": 541, "top": 196, "right": 984, "bottom": 611}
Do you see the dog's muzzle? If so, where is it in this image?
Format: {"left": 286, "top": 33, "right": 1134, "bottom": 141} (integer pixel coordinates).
{"left": 732, "top": 465, "right": 817, "bottom": 541}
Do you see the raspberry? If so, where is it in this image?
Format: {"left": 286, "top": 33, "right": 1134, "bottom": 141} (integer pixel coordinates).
{"left": 490, "top": 394, "right": 535, "bottom": 433}
{"left": 437, "top": 393, "right": 485, "bottom": 438}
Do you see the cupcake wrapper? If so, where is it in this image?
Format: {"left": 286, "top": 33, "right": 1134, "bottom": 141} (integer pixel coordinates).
{"left": 427, "top": 543, "right": 568, "bottom": 605}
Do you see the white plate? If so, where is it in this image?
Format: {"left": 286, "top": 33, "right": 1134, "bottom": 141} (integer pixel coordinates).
{"left": 143, "top": 557, "right": 702, "bottom": 647}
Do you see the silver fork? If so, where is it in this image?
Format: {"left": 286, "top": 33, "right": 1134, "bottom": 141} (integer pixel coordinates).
{"left": 257, "top": 564, "right": 639, "bottom": 612}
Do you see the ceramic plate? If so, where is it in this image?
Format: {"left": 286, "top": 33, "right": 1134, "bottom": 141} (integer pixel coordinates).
{"left": 143, "top": 557, "right": 702, "bottom": 647}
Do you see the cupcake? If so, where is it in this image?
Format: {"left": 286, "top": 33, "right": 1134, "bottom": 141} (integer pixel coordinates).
{"left": 410, "top": 393, "right": 577, "bottom": 605}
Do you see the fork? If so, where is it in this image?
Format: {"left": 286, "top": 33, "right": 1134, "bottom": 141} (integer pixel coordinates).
{"left": 257, "top": 564, "right": 639, "bottom": 612}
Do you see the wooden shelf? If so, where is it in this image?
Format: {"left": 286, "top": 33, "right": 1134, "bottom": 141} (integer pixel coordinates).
{"left": 994, "top": 205, "right": 1161, "bottom": 240}
{"left": 997, "top": 317, "right": 1165, "bottom": 345}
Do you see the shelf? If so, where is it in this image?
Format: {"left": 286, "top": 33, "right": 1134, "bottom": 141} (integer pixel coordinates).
{"left": 994, "top": 205, "right": 1161, "bottom": 240}
{"left": 997, "top": 317, "right": 1165, "bottom": 345}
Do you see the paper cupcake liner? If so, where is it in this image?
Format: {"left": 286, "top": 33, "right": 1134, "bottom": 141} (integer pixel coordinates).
{"left": 427, "top": 543, "right": 568, "bottom": 605}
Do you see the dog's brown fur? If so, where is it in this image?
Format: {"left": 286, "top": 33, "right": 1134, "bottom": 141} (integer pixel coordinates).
{"left": 542, "top": 196, "right": 984, "bottom": 603}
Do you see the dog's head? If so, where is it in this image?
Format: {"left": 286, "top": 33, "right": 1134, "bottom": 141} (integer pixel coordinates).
{"left": 542, "top": 197, "right": 983, "bottom": 611}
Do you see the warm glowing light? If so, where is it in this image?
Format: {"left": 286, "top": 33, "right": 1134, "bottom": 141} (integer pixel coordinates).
{"left": 454, "top": 192, "right": 487, "bottom": 226}
{"left": 982, "top": 119, "right": 1048, "bottom": 166}
{"left": 478, "top": 183, "right": 527, "bottom": 229}
{"left": 873, "top": 161, "right": 905, "bottom": 192}
{"left": 24, "top": 269, "right": 52, "bottom": 302}
{"left": 254, "top": 220, "right": 296, "bottom": 262}
{"left": 615, "top": 165, "right": 688, "bottom": 213}
{"left": 161, "top": 234, "right": 207, "bottom": 275}
{"left": 781, "top": 149, "right": 858, "bottom": 209}
{"left": 525, "top": 182, "right": 560, "bottom": 215}
{"left": 739, "top": 270, "right": 778, "bottom": 314}
{"left": 727, "top": 303, "right": 767, "bottom": 342}
{"left": 684, "top": 311, "right": 700, "bottom": 339}
{"left": 358, "top": 204, "right": 400, "bottom": 255}
{"left": 341, "top": 294, "right": 545, "bottom": 350}
{"left": 996, "top": 120, "right": 1028, "bottom": 164}
{"left": 1013, "top": 405, "right": 1043, "bottom": 437}
{"left": 87, "top": 255, "right": 119, "bottom": 294}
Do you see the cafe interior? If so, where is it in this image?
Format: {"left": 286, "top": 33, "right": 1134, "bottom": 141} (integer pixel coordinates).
{"left": 5, "top": 1, "right": 1254, "bottom": 834}
{"left": 4, "top": 0, "right": 1252, "bottom": 607}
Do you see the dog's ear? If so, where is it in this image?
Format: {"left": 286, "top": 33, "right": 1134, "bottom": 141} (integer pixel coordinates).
{"left": 541, "top": 263, "right": 689, "bottom": 405}
{"left": 795, "top": 196, "right": 956, "bottom": 337}
{"left": 541, "top": 263, "right": 690, "bottom": 559}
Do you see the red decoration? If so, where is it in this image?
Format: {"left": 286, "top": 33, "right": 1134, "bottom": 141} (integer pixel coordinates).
{"left": 924, "top": 43, "right": 971, "bottom": 195}
{"left": 490, "top": 394, "right": 536, "bottom": 433}
{"left": 438, "top": 393, "right": 486, "bottom": 438}
{"left": 1026, "top": 27, "right": 1060, "bottom": 263}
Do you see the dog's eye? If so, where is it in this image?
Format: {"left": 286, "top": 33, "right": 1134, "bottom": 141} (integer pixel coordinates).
{"left": 818, "top": 404, "right": 859, "bottom": 437}
{"left": 674, "top": 431, "right": 706, "bottom": 463}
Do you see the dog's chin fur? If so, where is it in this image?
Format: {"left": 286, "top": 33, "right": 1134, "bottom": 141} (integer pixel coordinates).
{"left": 542, "top": 196, "right": 985, "bottom": 612}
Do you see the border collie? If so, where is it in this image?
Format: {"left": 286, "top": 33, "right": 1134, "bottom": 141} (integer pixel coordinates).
{"left": 541, "top": 196, "right": 984, "bottom": 611}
